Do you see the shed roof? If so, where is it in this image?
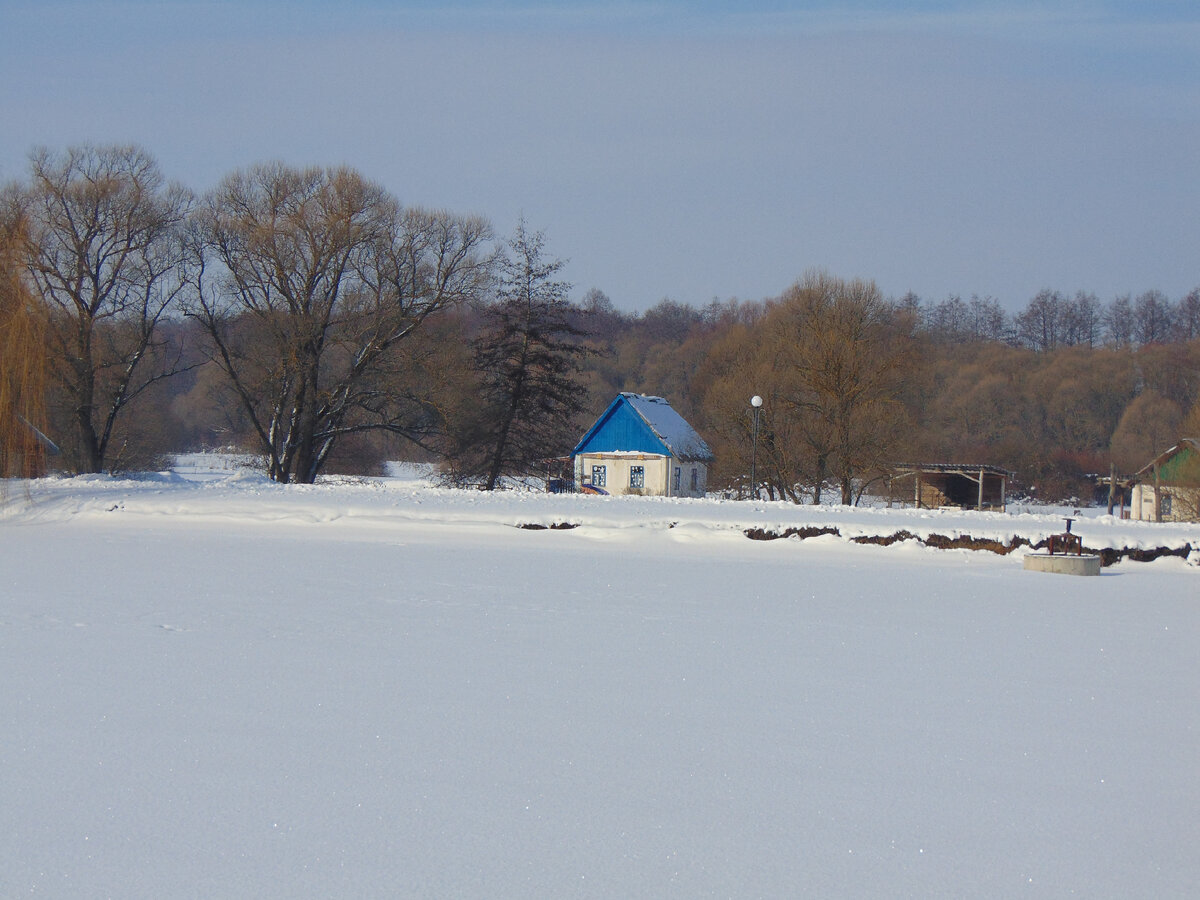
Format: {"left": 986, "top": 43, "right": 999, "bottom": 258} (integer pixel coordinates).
{"left": 573, "top": 393, "right": 713, "bottom": 462}
{"left": 892, "top": 462, "right": 1015, "bottom": 479}
{"left": 1131, "top": 438, "right": 1200, "bottom": 484}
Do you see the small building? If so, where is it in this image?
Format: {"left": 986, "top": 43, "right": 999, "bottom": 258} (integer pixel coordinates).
{"left": 1129, "top": 439, "right": 1200, "bottom": 523}
{"left": 573, "top": 393, "right": 713, "bottom": 498}
{"left": 889, "top": 463, "right": 1013, "bottom": 511}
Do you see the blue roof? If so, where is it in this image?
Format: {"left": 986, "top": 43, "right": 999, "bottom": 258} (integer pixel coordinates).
{"left": 573, "top": 393, "right": 713, "bottom": 461}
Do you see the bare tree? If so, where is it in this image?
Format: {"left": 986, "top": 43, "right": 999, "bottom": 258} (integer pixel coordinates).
{"left": 9, "top": 145, "right": 192, "bottom": 472}
{"left": 1015, "top": 289, "right": 1068, "bottom": 351}
{"left": 967, "top": 294, "right": 1009, "bottom": 343}
{"left": 1183, "top": 398, "right": 1200, "bottom": 440}
{"left": 924, "top": 295, "right": 969, "bottom": 343}
{"left": 1178, "top": 288, "right": 1200, "bottom": 342}
{"left": 698, "top": 327, "right": 821, "bottom": 503}
{"left": 747, "top": 272, "right": 917, "bottom": 504}
{"left": 1104, "top": 294, "right": 1135, "bottom": 349}
{"left": 1133, "top": 289, "right": 1176, "bottom": 346}
{"left": 1110, "top": 390, "right": 1182, "bottom": 472}
{"left": 1062, "top": 291, "right": 1103, "bottom": 347}
{"left": 190, "top": 162, "right": 492, "bottom": 483}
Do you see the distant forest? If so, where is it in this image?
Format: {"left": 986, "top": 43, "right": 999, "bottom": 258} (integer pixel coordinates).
{"left": 3, "top": 146, "right": 1199, "bottom": 502}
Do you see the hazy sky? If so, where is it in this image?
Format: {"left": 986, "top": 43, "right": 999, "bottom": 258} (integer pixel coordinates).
{"left": 2, "top": 1, "right": 1198, "bottom": 311}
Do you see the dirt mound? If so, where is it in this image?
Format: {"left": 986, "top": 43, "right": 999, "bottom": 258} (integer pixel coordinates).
{"left": 743, "top": 526, "right": 1191, "bottom": 567}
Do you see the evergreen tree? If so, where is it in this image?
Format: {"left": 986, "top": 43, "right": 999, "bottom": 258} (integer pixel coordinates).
{"left": 458, "top": 220, "right": 591, "bottom": 490}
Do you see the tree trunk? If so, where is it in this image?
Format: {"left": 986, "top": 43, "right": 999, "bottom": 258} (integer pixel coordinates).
{"left": 73, "top": 349, "right": 102, "bottom": 474}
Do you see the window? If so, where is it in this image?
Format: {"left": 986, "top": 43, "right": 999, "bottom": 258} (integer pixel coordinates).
{"left": 591, "top": 465, "right": 606, "bottom": 487}
{"left": 673, "top": 467, "right": 681, "bottom": 493}
{"left": 630, "top": 465, "right": 645, "bottom": 488}
{"left": 690, "top": 468, "right": 699, "bottom": 491}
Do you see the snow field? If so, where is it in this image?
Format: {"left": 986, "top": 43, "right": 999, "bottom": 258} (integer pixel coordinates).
{"left": 1, "top": 473, "right": 1197, "bottom": 897}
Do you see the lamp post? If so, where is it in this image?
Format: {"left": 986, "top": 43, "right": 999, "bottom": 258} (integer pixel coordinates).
{"left": 750, "top": 395, "right": 763, "bottom": 501}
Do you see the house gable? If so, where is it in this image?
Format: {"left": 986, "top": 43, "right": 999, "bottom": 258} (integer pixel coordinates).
{"left": 574, "top": 396, "right": 671, "bottom": 457}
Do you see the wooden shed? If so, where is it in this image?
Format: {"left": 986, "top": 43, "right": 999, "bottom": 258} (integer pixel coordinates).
{"left": 889, "top": 463, "right": 1013, "bottom": 511}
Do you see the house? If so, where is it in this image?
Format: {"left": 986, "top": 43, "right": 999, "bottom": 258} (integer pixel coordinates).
{"left": 889, "top": 463, "right": 1013, "bottom": 511}
{"left": 572, "top": 393, "right": 713, "bottom": 498}
{"left": 1129, "top": 439, "right": 1200, "bottom": 522}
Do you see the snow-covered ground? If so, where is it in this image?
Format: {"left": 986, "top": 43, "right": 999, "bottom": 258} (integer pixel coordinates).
{"left": 2, "top": 463, "right": 1197, "bottom": 897}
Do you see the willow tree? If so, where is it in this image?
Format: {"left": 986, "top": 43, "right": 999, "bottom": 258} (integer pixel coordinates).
{"left": 0, "top": 201, "right": 48, "bottom": 479}
{"left": 190, "top": 162, "right": 492, "bottom": 483}
{"left": 12, "top": 144, "right": 193, "bottom": 473}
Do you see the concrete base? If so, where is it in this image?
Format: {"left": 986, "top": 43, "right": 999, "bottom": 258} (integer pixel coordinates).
{"left": 1023, "top": 553, "right": 1103, "bottom": 576}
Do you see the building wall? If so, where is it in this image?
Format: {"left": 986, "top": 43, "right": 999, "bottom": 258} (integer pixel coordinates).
{"left": 1131, "top": 483, "right": 1200, "bottom": 522}
{"left": 576, "top": 453, "right": 708, "bottom": 498}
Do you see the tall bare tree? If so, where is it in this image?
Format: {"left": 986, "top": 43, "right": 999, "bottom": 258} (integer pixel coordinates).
{"left": 771, "top": 272, "right": 917, "bottom": 504}
{"left": 1104, "top": 294, "right": 1135, "bottom": 349}
{"left": 1063, "top": 291, "right": 1104, "bottom": 347}
{"left": 1110, "top": 390, "right": 1182, "bottom": 472}
{"left": 1016, "top": 289, "right": 1068, "bottom": 351}
{"left": 8, "top": 145, "right": 193, "bottom": 473}
{"left": 1132, "top": 289, "right": 1176, "bottom": 346}
{"left": 190, "top": 162, "right": 492, "bottom": 483}
{"left": 1178, "top": 288, "right": 1200, "bottom": 342}
{"left": 696, "top": 318, "right": 816, "bottom": 502}
{"left": 699, "top": 272, "right": 917, "bottom": 504}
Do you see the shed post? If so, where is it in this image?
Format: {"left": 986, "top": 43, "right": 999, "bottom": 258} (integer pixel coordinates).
{"left": 978, "top": 467, "right": 985, "bottom": 510}
{"left": 915, "top": 470, "right": 922, "bottom": 508}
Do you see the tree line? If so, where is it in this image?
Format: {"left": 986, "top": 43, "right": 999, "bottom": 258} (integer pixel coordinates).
{"left": 3, "top": 144, "right": 1198, "bottom": 503}
{"left": 595, "top": 286, "right": 1200, "bottom": 503}
{"left": 0, "top": 145, "right": 586, "bottom": 487}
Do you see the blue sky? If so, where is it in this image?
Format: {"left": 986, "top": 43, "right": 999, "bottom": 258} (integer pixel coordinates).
{"left": 3, "top": 1, "right": 1198, "bottom": 311}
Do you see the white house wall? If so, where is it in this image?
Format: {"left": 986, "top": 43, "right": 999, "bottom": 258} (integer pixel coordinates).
{"left": 576, "top": 453, "right": 708, "bottom": 498}
{"left": 1132, "top": 484, "right": 1149, "bottom": 521}
{"left": 1130, "top": 482, "right": 1200, "bottom": 522}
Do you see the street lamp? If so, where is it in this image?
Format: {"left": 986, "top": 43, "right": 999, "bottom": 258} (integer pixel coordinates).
{"left": 750, "top": 395, "right": 763, "bottom": 501}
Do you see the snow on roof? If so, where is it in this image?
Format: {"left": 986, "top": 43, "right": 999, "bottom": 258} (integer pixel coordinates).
{"left": 621, "top": 393, "right": 713, "bottom": 462}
